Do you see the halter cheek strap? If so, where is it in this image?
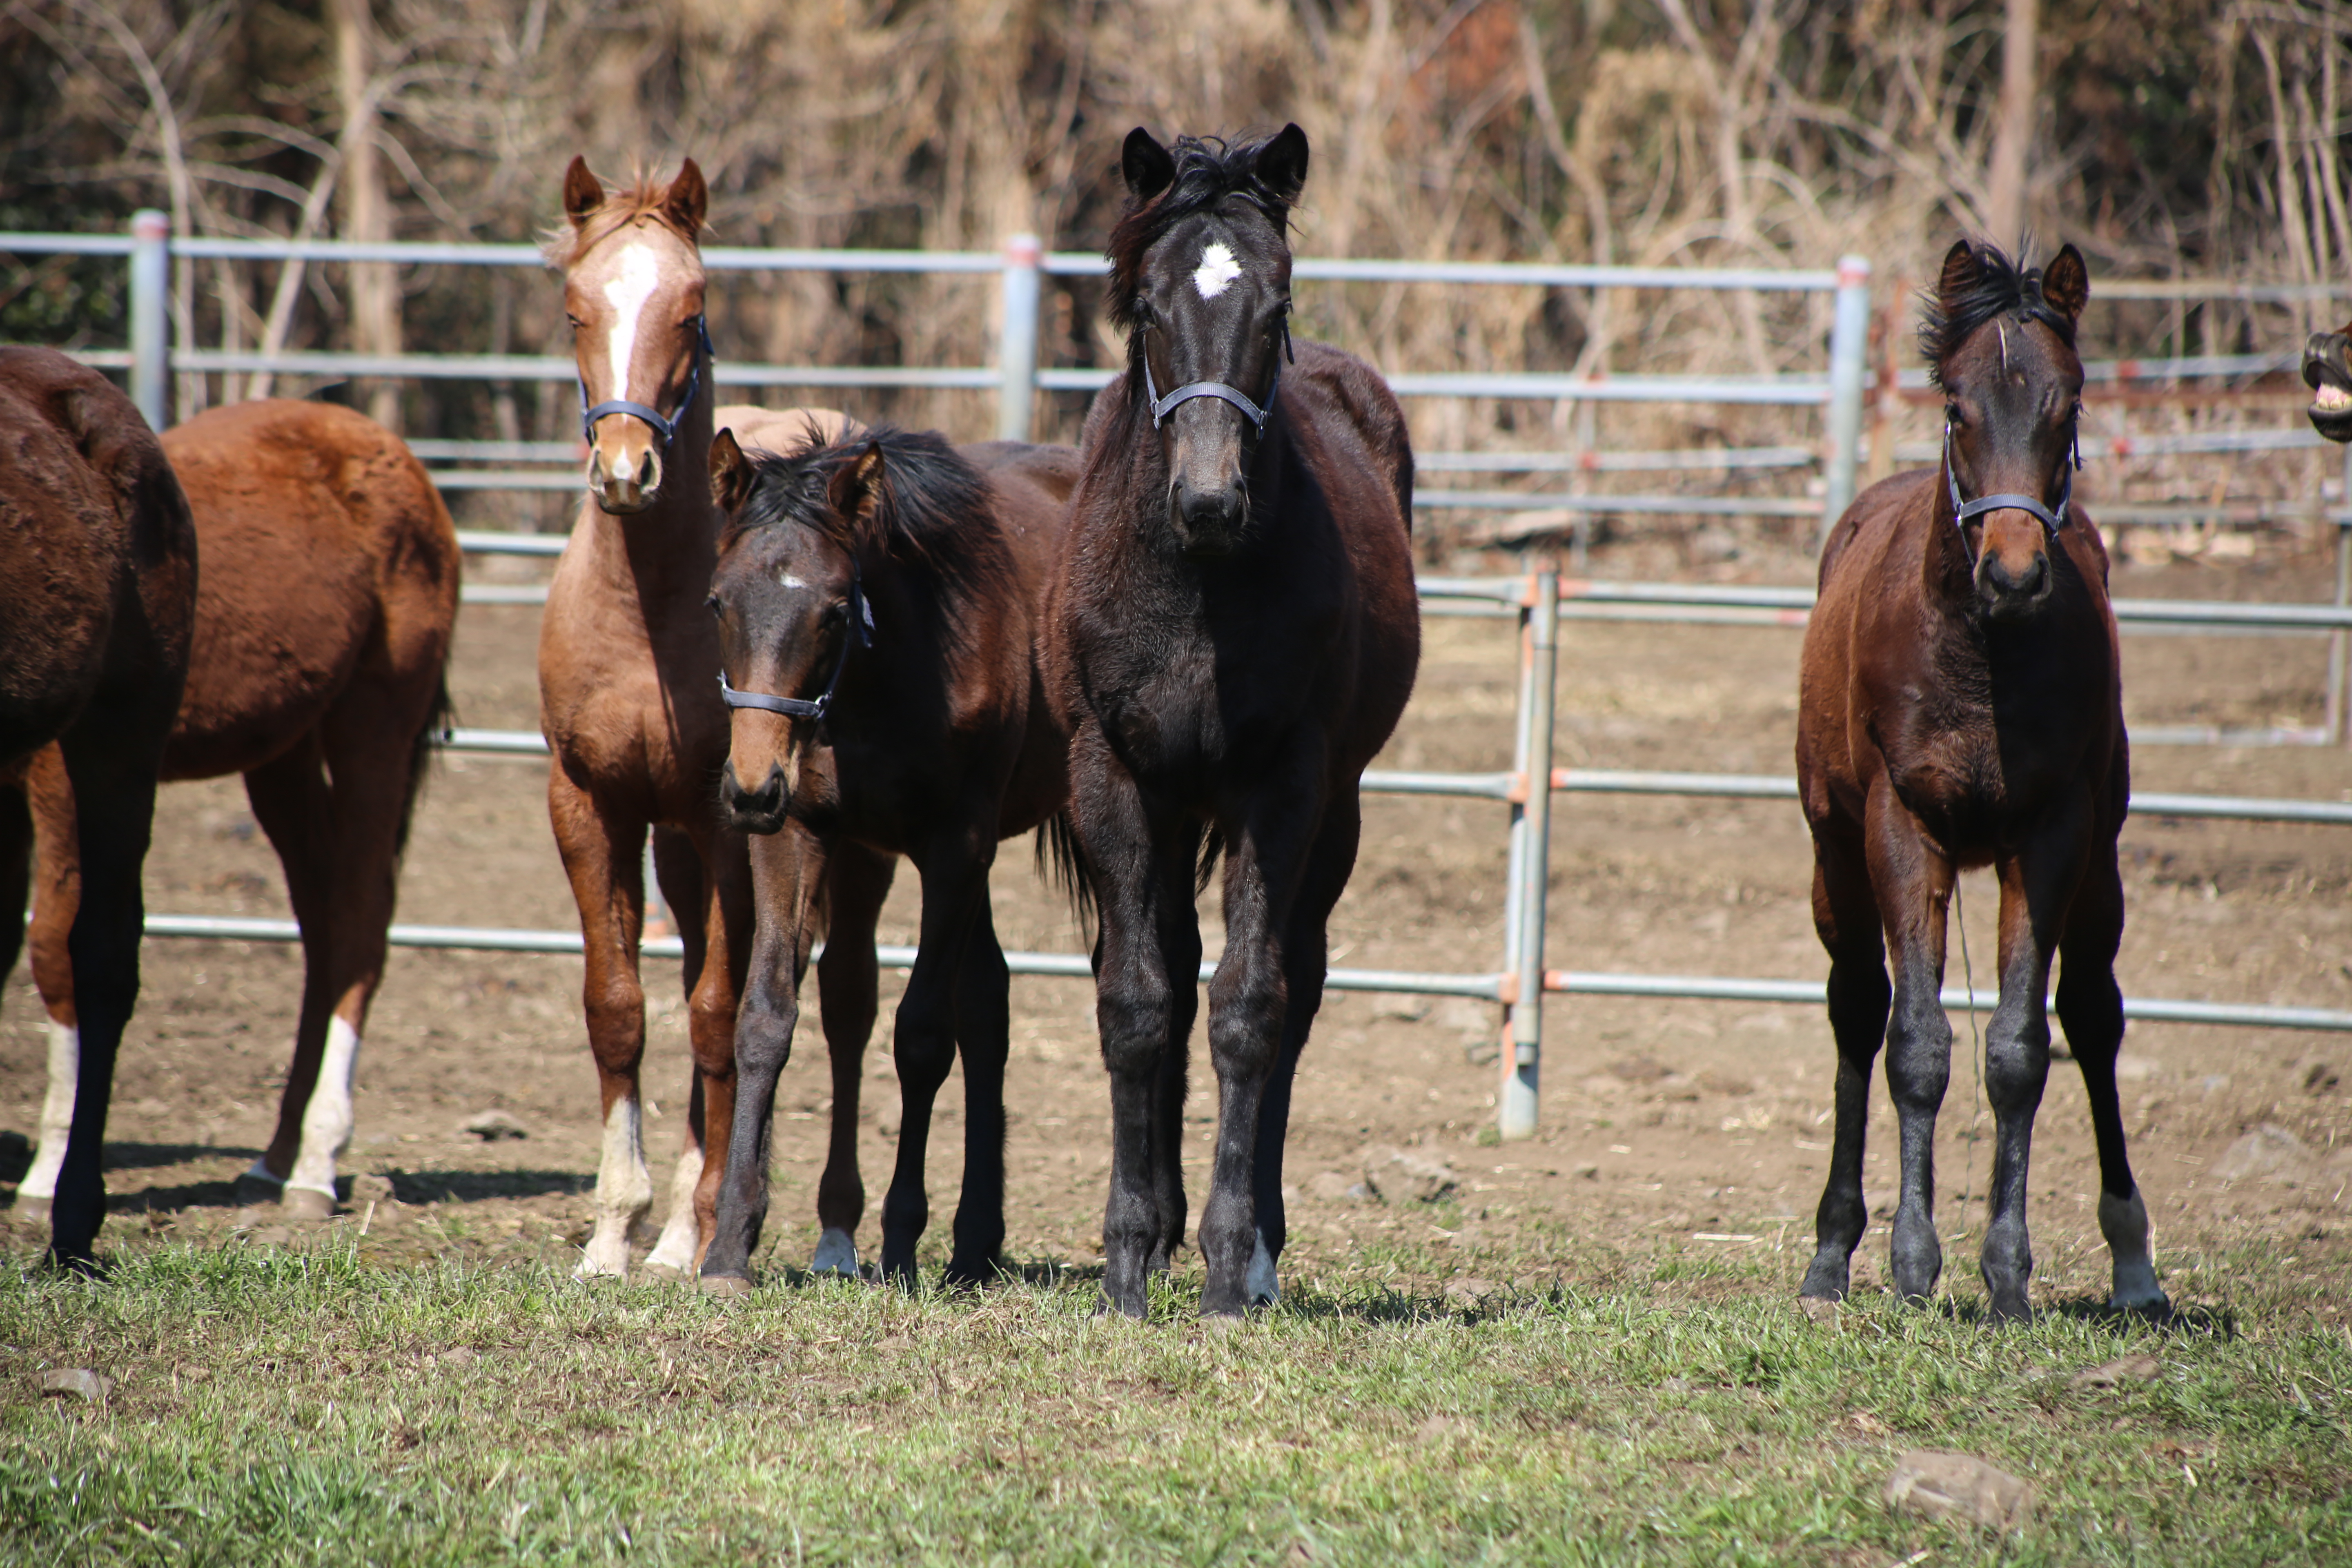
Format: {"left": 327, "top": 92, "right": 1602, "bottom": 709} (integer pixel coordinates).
{"left": 1140, "top": 321, "right": 1292, "bottom": 434}
{"left": 716, "top": 568, "right": 873, "bottom": 723}
{"left": 580, "top": 314, "right": 714, "bottom": 447}
{"left": 1944, "top": 419, "right": 2079, "bottom": 541}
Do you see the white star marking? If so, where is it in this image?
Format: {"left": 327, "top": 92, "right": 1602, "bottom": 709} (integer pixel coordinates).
{"left": 1193, "top": 242, "right": 1242, "bottom": 300}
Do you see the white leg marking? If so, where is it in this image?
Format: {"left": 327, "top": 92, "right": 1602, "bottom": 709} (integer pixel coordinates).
{"left": 1193, "top": 241, "right": 1242, "bottom": 300}
{"left": 641, "top": 1138, "right": 705, "bottom": 1274}
{"left": 285, "top": 1016, "right": 360, "bottom": 1200}
{"left": 578, "top": 1096, "right": 653, "bottom": 1280}
{"left": 601, "top": 244, "right": 662, "bottom": 407}
{"left": 811, "top": 1226, "right": 860, "bottom": 1278}
{"left": 2098, "top": 1187, "right": 2169, "bottom": 1312}
{"left": 19, "top": 1020, "right": 78, "bottom": 1201}
{"left": 1245, "top": 1229, "right": 1280, "bottom": 1305}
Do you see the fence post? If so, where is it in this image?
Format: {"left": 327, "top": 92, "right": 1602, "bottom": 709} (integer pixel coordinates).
{"left": 2334, "top": 447, "right": 2351, "bottom": 747}
{"left": 998, "top": 233, "right": 1042, "bottom": 442}
{"left": 1499, "top": 568, "right": 1559, "bottom": 1140}
{"left": 1821, "top": 254, "right": 1872, "bottom": 541}
{"left": 129, "top": 209, "right": 171, "bottom": 431}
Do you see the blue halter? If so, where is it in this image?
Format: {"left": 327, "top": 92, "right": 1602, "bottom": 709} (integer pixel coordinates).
{"left": 1140, "top": 320, "right": 1292, "bottom": 434}
{"left": 716, "top": 566, "right": 872, "bottom": 723}
{"left": 579, "top": 314, "right": 713, "bottom": 447}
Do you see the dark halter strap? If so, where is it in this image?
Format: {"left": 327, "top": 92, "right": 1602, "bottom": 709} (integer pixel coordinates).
{"left": 1944, "top": 419, "right": 2079, "bottom": 546}
{"left": 1140, "top": 320, "right": 1292, "bottom": 434}
{"left": 716, "top": 566, "right": 873, "bottom": 723}
{"left": 580, "top": 314, "right": 714, "bottom": 447}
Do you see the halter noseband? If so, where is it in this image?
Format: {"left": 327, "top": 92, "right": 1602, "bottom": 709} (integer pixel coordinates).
{"left": 1140, "top": 320, "right": 1293, "bottom": 434}
{"left": 716, "top": 566, "right": 873, "bottom": 723}
{"left": 1943, "top": 418, "right": 2081, "bottom": 550}
{"left": 580, "top": 313, "right": 714, "bottom": 448}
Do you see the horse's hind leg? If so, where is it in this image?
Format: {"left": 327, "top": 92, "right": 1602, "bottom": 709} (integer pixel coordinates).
{"left": 945, "top": 886, "right": 1011, "bottom": 1285}
{"left": 1248, "top": 793, "right": 1363, "bottom": 1306}
{"left": 239, "top": 740, "right": 338, "bottom": 1209}
{"left": 813, "top": 843, "right": 893, "bottom": 1276}
{"left": 1800, "top": 811, "right": 1893, "bottom": 1305}
{"left": 15, "top": 749, "right": 82, "bottom": 1223}
{"left": 2056, "top": 845, "right": 2167, "bottom": 1316}
{"left": 48, "top": 731, "right": 164, "bottom": 1268}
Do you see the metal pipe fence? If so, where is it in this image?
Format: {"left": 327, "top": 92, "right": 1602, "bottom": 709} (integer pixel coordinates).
{"left": 13, "top": 224, "right": 2352, "bottom": 1139}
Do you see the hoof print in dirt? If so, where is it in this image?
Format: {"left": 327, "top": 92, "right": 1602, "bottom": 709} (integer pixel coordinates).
{"left": 1885, "top": 1450, "right": 2033, "bottom": 1534}
{"left": 1360, "top": 1146, "right": 1456, "bottom": 1204}
{"left": 461, "top": 1111, "right": 529, "bottom": 1142}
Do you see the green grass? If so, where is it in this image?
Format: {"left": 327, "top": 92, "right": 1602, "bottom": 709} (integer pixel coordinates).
{"left": 2, "top": 1241, "right": 2348, "bottom": 1565}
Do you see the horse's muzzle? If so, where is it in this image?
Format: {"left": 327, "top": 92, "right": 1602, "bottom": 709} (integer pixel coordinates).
{"left": 1974, "top": 547, "right": 2051, "bottom": 620}
{"left": 2303, "top": 332, "right": 2352, "bottom": 444}
{"left": 719, "top": 760, "right": 789, "bottom": 835}
{"left": 1170, "top": 478, "right": 1247, "bottom": 559}
{"left": 588, "top": 442, "right": 664, "bottom": 514}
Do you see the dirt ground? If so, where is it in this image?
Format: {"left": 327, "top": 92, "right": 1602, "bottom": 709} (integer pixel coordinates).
{"left": 5, "top": 540, "right": 2351, "bottom": 1311}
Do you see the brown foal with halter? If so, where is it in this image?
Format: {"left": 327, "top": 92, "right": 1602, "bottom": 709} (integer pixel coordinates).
{"left": 538, "top": 156, "right": 852, "bottom": 1278}
{"left": 1796, "top": 240, "right": 2165, "bottom": 1323}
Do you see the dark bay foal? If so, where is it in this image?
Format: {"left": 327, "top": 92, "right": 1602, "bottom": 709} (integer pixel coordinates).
{"left": 1045, "top": 126, "right": 1420, "bottom": 1318}
{"left": 1796, "top": 239, "right": 2166, "bottom": 1323}
{"left": 697, "top": 425, "right": 1078, "bottom": 1292}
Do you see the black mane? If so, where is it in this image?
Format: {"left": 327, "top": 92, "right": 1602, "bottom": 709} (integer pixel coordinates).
{"left": 1105, "top": 131, "right": 1295, "bottom": 332}
{"left": 1919, "top": 241, "right": 2079, "bottom": 388}
{"left": 723, "top": 424, "right": 1009, "bottom": 605}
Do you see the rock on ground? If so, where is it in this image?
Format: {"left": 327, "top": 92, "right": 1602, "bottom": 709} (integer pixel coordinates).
{"left": 1885, "top": 1450, "right": 2034, "bottom": 1534}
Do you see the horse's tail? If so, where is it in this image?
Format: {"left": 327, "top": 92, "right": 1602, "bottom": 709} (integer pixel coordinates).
{"left": 1035, "top": 810, "right": 1096, "bottom": 932}
{"left": 396, "top": 673, "right": 457, "bottom": 860}
{"left": 1196, "top": 825, "right": 1225, "bottom": 895}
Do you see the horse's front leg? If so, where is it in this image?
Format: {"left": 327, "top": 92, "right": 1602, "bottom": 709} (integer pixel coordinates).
{"left": 549, "top": 763, "right": 652, "bottom": 1279}
{"left": 1978, "top": 795, "right": 2092, "bottom": 1323}
{"left": 664, "top": 820, "right": 754, "bottom": 1272}
{"left": 1863, "top": 782, "right": 1954, "bottom": 1305}
{"left": 1199, "top": 755, "right": 1323, "bottom": 1318}
{"left": 812, "top": 842, "right": 895, "bottom": 1277}
{"left": 700, "top": 821, "right": 824, "bottom": 1290}
{"left": 1071, "top": 731, "right": 1197, "bottom": 1318}
{"left": 944, "top": 881, "right": 1012, "bottom": 1285}
{"left": 877, "top": 824, "right": 993, "bottom": 1288}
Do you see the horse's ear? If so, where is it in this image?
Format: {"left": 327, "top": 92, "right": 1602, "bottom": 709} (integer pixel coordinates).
{"left": 1256, "top": 123, "right": 1310, "bottom": 206}
{"left": 829, "top": 441, "right": 885, "bottom": 523}
{"left": 2041, "top": 243, "right": 2089, "bottom": 323}
{"left": 1935, "top": 238, "right": 1980, "bottom": 311}
{"left": 1122, "top": 127, "right": 1176, "bottom": 204}
{"left": 710, "top": 428, "right": 752, "bottom": 514}
{"left": 563, "top": 156, "right": 603, "bottom": 226}
{"left": 664, "top": 158, "right": 708, "bottom": 236}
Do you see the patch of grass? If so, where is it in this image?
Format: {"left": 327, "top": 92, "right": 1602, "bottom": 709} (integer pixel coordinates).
{"left": 2, "top": 1240, "right": 2348, "bottom": 1565}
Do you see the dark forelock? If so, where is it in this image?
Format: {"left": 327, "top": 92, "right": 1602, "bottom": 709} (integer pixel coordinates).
{"left": 1918, "top": 240, "right": 2080, "bottom": 389}
{"left": 1105, "top": 131, "right": 1296, "bottom": 331}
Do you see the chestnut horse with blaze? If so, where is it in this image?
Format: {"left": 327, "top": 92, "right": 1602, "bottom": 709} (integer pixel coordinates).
{"left": 16, "top": 399, "right": 459, "bottom": 1225}
{"left": 0, "top": 347, "right": 196, "bottom": 1269}
{"left": 1797, "top": 240, "right": 2166, "bottom": 1323}
{"left": 539, "top": 155, "right": 855, "bottom": 1278}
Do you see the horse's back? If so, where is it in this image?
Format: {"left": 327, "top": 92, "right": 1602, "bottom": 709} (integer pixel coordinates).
{"left": 160, "top": 400, "right": 459, "bottom": 777}
{"left": 0, "top": 347, "right": 196, "bottom": 767}
{"left": 716, "top": 404, "right": 860, "bottom": 459}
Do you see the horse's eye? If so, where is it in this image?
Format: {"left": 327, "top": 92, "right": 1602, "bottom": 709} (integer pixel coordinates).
{"left": 1944, "top": 403, "right": 1963, "bottom": 428}
{"left": 705, "top": 593, "right": 721, "bottom": 616}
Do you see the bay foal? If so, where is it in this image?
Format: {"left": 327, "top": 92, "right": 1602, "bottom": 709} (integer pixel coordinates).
{"left": 16, "top": 399, "right": 457, "bottom": 1223}
{"left": 1797, "top": 240, "right": 2166, "bottom": 1323}
{"left": 0, "top": 347, "right": 197, "bottom": 1268}
{"left": 697, "top": 426, "right": 1077, "bottom": 1291}
{"left": 1046, "top": 127, "right": 1419, "bottom": 1318}
{"left": 539, "top": 156, "right": 852, "bottom": 1278}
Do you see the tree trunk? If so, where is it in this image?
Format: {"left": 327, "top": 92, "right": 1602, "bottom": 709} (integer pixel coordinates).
{"left": 1985, "top": 0, "right": 2038, "bottom": 251}
{"left": 332, "top": 0, "right": 400, "bottom": 431}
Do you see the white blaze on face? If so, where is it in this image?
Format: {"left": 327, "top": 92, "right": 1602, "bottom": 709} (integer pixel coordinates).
{"left": 601, "top": 243, "right": 665, "bottom": 403}
{"left": 779, "top": 572, "right": 808, "bottom": 590}
{"left": 1193, "top": 241, "right": 1242, "bottom": 301}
